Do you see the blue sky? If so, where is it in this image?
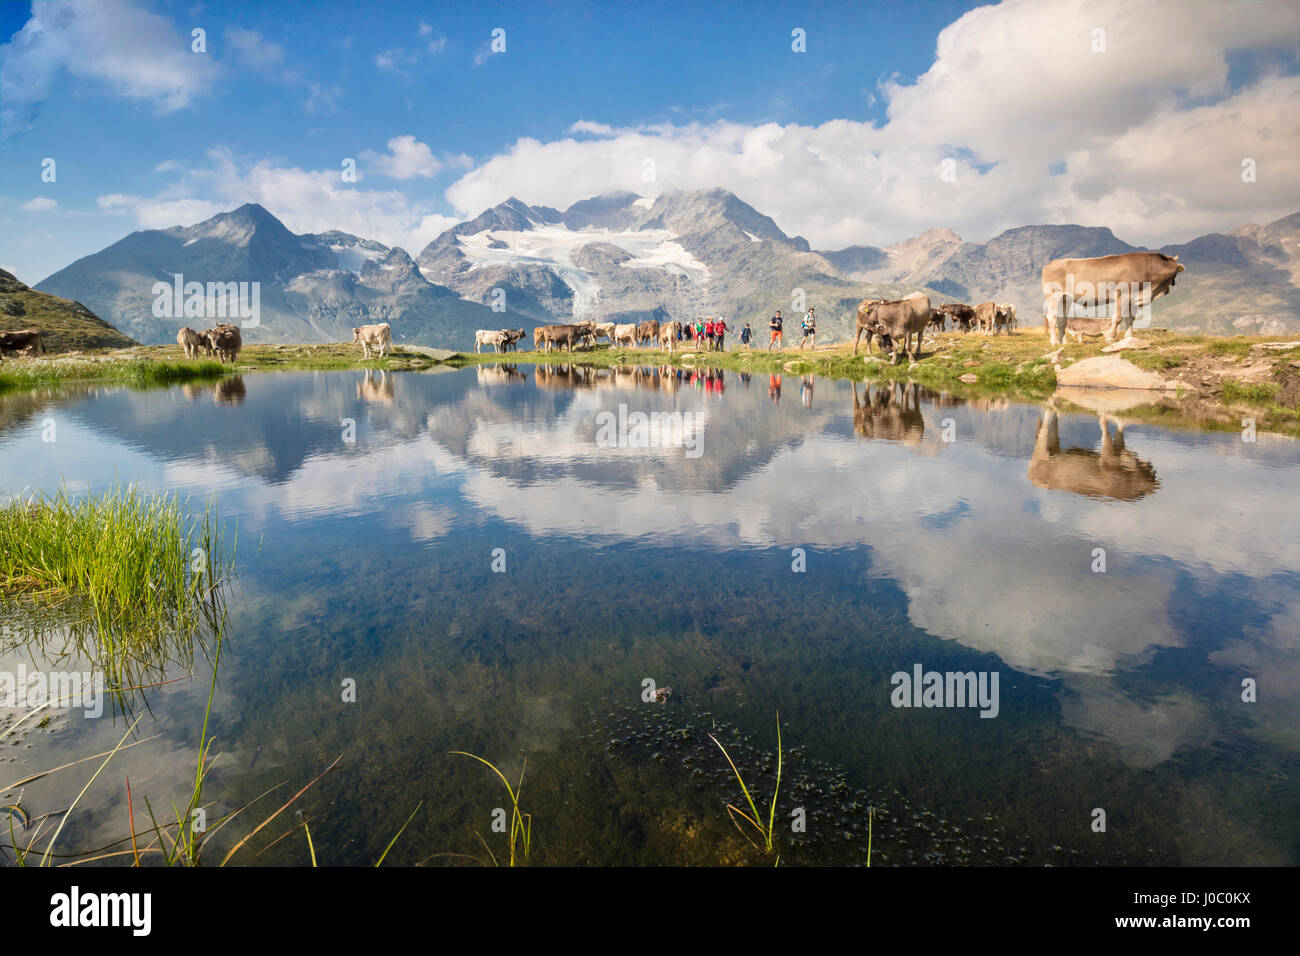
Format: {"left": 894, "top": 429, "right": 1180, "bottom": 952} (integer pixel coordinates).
{"left": 2, "top": 0, "right": 1298, "bottom": 284}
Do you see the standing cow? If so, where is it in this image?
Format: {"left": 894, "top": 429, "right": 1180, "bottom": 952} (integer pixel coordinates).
{"left": 852, "top": 294, "right": 932, "bottom": 364}
{"left": 205, "top": 324, "right": 243, "bottom": 364}
{"left": 1042, "top": 251, "right": 1184, "bottom": 345}
{"left": 177, "top": 326, "right": 206, "bottom": 358}
{"left": 658, "top": 321, "right": 679, "bottom": 354}
{"left": 636, "top": 319, "right": 660, "bottom": 348}
{"left": 352, "top": 322, "right": 392, "bottom": 358}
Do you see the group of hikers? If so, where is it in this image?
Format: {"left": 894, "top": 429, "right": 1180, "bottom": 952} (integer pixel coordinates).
{"left": 673, "top": 307, "right": 819, "bottom": 352}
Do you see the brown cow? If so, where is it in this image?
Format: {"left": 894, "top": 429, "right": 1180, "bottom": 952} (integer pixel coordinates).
{"left": 501, "top": 328, "right": 527, "bottom": 352}
{"left": 205, "top": 324, "right": 242, "bottom": 364}
{"left": 1042, "top": 251, "right": 1184, "bottom": 345}
{"left": 177, "top": 326, "right": 206, "bottom": 358}
{"left": 937, "top": 303, "right": 976, "bottom": 333}
{"left": 533, "top": 324, "right": 582, "bottom": 353}
{"left": 852, "top": 294, "right": 931, "bottom": 363}
{"left": 658, "top": 320, "right": 679, "bottom": 353}
{"left": 635, "top": 319, "right": 660, "bottom": 347}
{"left": 0, "top": 329, "right": 45, "bottom": 357}
{"left": 973, "top": 301, "right": 998, "bottom": 335}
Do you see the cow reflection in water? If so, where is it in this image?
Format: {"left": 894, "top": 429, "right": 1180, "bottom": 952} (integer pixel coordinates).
{"left": 356, "top": 369, "right": 395, "bottom": 404}
{"left": 1028, "top": 406, "right": 1158, "bottom": 500}
{"left": 180, "top": 376, "right": 246, "bottom": 404}
{"left": 214, "top": 376, "right": 246, "bottom": 405}
{"left": 534, "top": 364, "right": 603, "bottom": 390}
{"left": 475, "top": 364, "right": 527, "bottom": 386}
{"left": 851, "top": 381, "right": 925, "bottom": 444}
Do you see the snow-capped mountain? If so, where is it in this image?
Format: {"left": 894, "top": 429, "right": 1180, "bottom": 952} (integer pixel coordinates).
{"left": 36, "top": 204, "right": 527, "bottom": 347}
{"left": 33, "top": 192, "right": 1300, "bottom": 347}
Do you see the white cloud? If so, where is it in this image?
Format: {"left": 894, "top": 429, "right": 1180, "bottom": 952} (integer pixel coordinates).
{"left": 0, "top": 0, "right": 218, "bottom": 138}
{"left": 361, "top": 135, "right": 471, "bottom": 180}
{"left": 20, "top": 197, "right": 58, "bottom": 212}
{"left": 445, "top": 0, "right": 1300, "bottom": 247}
{"left": 305, "top": 82, "right": 342, "bottom": 114}
{"left": 569, "top": 120, "right": 617, "bottom": 136}
{"left": 97, "top": 148, "right": 460, "bottom": 253}
{"left": 224, "top": 27, "right": 288, "bottom": 77}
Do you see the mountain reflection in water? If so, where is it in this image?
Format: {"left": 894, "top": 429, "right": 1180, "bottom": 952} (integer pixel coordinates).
{"left": 1, "top": 365, "right": 1296, "bottom": 866}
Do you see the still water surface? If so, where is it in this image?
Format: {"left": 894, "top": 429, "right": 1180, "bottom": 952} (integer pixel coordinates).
{"left": 1, "top": 366, "right": 1296, "bottom": 865}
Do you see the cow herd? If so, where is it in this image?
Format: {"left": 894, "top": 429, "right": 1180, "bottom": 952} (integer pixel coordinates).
{"left": 475, "top": 317, "right": 727, "bottom": 356}
{"left": 177, "top": 323, "right": 243, "bottom": 363}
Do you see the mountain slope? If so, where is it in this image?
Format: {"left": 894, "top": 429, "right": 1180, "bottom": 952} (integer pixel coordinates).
{"left": 36, "top": 204, "right": 528, "bottom": 348}
{"left": 0, "top": 268, "right": 136, "bottom": 351}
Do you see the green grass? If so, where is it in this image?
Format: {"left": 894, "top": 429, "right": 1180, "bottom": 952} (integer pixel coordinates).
{"left": 0, "top": 485, "right": 235, "bottom": 677}
{"left": 1220, "top": 379, "right": 1282, "bottom": 405}
{"left": 0, "top": 357, "right": 226, "bottom": 394}
{"left": 710, "top": 714, "right": 783, "bottom": 860}
{"left": 449, "top": 751, "right": 533, "bottom": 866}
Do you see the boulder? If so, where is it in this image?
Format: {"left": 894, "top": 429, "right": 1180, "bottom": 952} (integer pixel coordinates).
{"left": 1055, "top": 355, "right": 1195, "bottom": 391}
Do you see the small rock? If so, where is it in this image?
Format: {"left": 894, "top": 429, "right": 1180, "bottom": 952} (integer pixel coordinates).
{"left": 958, "top": 373, "right": 978, "bottom": 383}
{"left": 1101, "top": 336, "right": 1150, "bottom": 352}
{"left": 1044, "top": 348, "right": 1065, "bottom": 363}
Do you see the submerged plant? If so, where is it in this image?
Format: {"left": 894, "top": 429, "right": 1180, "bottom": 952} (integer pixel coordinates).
{"left": 710, "top": 714, "right": 783, "bottom": 858}
{"left": 450, "top": 751, "right": 532, "bottom": 866}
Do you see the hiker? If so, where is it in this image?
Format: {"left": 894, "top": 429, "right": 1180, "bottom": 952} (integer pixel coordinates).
{"left": 768, "top": 310, "right": 783, "bottom": 351}
{"left": 799, "top": 307, "right": 817, "bottom": 349}
{"left": 740, "top": 323, "right": 753, "bottom": 351}
{"left": 703, "top": 317, "right": 715, "bottom": 352}
{"left": 715, "top": 317, "right": 728, "bottom": 351}
{"left": 695, "top": 318, "right": 705, "bottom": 345}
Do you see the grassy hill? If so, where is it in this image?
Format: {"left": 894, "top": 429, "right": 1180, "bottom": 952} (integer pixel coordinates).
{"left": 0, "top": 268, "right": 137, "bottom": 352}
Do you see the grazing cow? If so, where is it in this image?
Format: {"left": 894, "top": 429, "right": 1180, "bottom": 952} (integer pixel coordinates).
{"left": 928, "top": 310, "right": 947, "bottom": 333}
{"left": 1042, "top": 251, "right": 1184, "bottom": 345}
{"left": 501, "top": 328, "right": 527, "bottom": 352}
{"left": 533, "top": 324, "right": 582, "bottom": 353}
{"left": 658, "top": 321, "right": 679, "bottom": 354}
{"left": 352, "top": 322, "right": 392, "bottom": 359}
{"left": 0, "top": 329, "right": 45, "bottom": 357}
{"left": 613, "top": 323, "right": 638, "bottom": 348}
{"left": 852, "top": 294, "right": 932, "bottom": 363}
{"left": 938, "top": 303, "right": 977, "bottom": 333}
{"left": 1027, "top": 406, "right": 1158, "bottom": 500}
{"left": 475, "top": 329, "right": 509, "bottom": 353}
{"left": 593, "top": 321, "right": 617, "bottom": 345}
{"left": 177, "top": 326, "right": 206, "bottom": 359}
{"left": 636, "top": 319, "right": 660, "bottom": 347}
{"left": 574, "top": 320, "right": 598, "bottom": 348}
{"left": 205, "top": 324, "right": 242, "bottom": 364}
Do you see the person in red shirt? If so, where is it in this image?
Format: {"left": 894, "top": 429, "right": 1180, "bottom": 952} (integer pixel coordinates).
{"left": 714, "top": 317, "right": 728, "bottom": 351}
{"left": 704, "top": 318, "right": 715, "bottom": 351}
